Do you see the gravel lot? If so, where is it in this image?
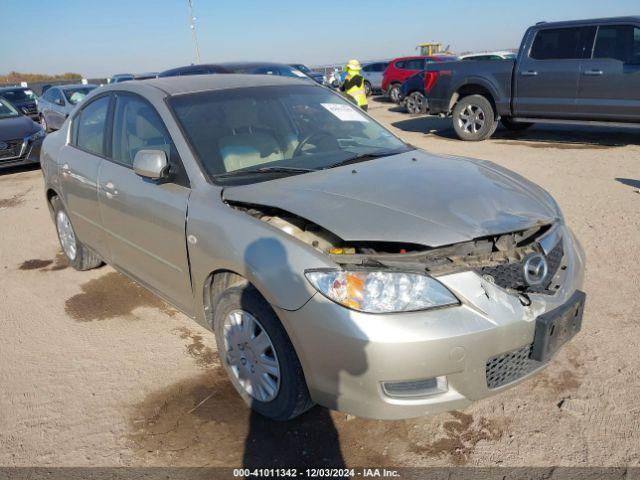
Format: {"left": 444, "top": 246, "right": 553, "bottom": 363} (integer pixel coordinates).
{"left": 1, "top": 97, "right": 639, "bottom": 468}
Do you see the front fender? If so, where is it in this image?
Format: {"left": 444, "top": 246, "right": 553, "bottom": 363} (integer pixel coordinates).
{"left": 186, "top": 189, "right": 335, "bottom": 327}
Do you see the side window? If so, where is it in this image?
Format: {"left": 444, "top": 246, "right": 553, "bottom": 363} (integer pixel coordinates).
{"left": 530, "top": 27, "right": 596, "bottom": 60}
{"left": 593, "top": 25, "right": 640, "bottom": 64}
{"left": 51, "top": 89, "right": 64, "bottom": 105}
{"left": 75, "top": 96, "right": 110, "bottom": 156}
{"left": 376, "top": 63, "right": 388, "bottom": 72}
{"left": 41, "top": 89, "right": 53, "bottom": 102}
{"left": 404, "top": 59, "right": 423, "bottom": 70}
{"left": 362, "top": 64, "right": 372, "bottom": 72}
{"left": 111, "top": 95, "right": 172, "bottom": 167}
{"left": 394, "top": 60, "right": 406, "bottom": 69}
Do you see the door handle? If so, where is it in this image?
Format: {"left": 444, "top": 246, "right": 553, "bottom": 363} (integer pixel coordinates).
{"left": 521, "top": 70, "right": 538, "bottom": 77}
{"left": 61, "top": 163, "right": 70, "bottom": 176}
{"left": 583, "top": 69, "right": 603, "bottom": 76}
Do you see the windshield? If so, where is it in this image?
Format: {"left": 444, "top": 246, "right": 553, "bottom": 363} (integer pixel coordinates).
{"left": 503, "top": 53, "right": 517, "bottom": 59}
{"left": 63, "top": 86, "right": 95, "bottom": 105}
{"left": 291, "top": 64, "right": 310, "bottom": 73}
{"left": 169, "top": 85, "right": 410, "bottom": 184}
{"left": 0, "top": 98, "right": 20, "bottom": 118}
{"left": 0, "top": 88, "right": 37, "bottom": 103}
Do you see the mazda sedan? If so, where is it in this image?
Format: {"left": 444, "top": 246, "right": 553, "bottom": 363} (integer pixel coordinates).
{"left": 40, "top": 75, "right": 585, "bottom": 420}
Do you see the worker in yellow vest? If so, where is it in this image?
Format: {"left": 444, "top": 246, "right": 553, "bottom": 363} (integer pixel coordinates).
{"left": 340, "top": 59, "right": 368, "bottom": 111}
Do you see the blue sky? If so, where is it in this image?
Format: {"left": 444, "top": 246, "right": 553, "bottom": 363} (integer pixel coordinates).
{"left": 1, "top": 0, "right": 638, "bottom": 77}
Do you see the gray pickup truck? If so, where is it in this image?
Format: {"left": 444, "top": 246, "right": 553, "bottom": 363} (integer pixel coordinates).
{"left": 423, "top": 16, "right": 640, "bottom": 141}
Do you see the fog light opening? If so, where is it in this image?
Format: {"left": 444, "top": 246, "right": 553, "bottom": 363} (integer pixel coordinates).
{"left": 382, "top": 376, "right": 448, "bottom": 399}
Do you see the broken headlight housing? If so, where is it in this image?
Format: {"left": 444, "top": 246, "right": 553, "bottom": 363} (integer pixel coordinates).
{"left": 305, "top": 269, "right": 459, "bottom": 313}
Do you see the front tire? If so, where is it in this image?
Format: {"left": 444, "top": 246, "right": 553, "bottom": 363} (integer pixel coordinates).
{"left": 452, "top": 94, "right": 497, "bottom": 141}
{"left": 364, "top": 80, "right": 372, "bottom": 97}
{"left": 405, "top": 91, "right": 425, "bottom": 115}
{"left": 213, "top": 285, "right": 314, "bottom": 421}
{"left": 388, "top": 83, "right": 401, "bottom": 103}
{"left": 40, "top": 114, "right": 49, "bottom": 133}
{"left": 51, "top": 196, "right": 102, "bottom": 271}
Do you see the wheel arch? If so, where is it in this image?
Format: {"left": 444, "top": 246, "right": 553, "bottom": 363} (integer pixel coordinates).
{"left": 449, "top": 81, "right": 498, "bottom": 115}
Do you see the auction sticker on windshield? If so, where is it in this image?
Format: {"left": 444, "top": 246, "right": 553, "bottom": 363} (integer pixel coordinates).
{"left": 321, "top": 103, "right": 369, "bottom": 122}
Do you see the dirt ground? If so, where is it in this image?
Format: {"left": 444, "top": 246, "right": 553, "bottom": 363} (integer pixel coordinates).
{"left": 1, "top": 97, "right": 639, "bottom": 468}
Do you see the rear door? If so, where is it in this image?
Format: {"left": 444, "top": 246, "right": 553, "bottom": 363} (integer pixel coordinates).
{"left": 514, "top": 26, "right": 596, "bottom": 117}
{"left": 97, "top": 92, "right": 194, "bottom": 314}
{"left": 60, "top": 94, "right": 112, "bottom": 259}
{"left": 576, "top": 24, "right": 640, "bottom": 120}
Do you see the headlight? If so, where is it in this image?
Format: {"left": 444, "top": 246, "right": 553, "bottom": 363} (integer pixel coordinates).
{"left": 305, "top": 269, "right": 459, "bottom": 313}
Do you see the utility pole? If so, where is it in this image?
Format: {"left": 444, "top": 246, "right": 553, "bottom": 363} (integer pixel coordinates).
{"left": 186, "top": 0, "right": 201, "bottom": 64}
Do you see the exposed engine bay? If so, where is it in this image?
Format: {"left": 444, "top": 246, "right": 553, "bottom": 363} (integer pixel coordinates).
{"left": 229, "top": 201, "right": 566, "bottom": 295}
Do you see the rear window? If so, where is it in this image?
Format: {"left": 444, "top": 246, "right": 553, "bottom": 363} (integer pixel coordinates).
{"left": 593, "top": 25, "right": 640, "bottom": 64}
{"left": 530, "top": 26, "right": 596, "bottom": 60}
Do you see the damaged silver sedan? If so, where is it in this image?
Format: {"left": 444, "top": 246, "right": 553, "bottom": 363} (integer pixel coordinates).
{"left": 40, "top": 74, "right": 585, "bottom": 420}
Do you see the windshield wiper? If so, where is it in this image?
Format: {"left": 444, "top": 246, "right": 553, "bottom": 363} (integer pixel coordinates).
{"left": 214, "top": 165, "right": 318, "bottom": 179}
{"left": 323, "top": 148, "right": 412, "bottom": 170}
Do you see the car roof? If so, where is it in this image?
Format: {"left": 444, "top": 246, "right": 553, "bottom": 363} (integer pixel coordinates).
{"left": 220, "top": 61, "right": 294, "bottom": 69}
{"left": 58, "top": 84, "right": 98, "bottom": 90}
{"left": 98, "top": 73, "right": 315, "bottom": 96}
{"left": 0, "top": 86, "right": 31, "bottom": 92}
{"left": 533, "top": 16, "right": 640, "bottom": 28}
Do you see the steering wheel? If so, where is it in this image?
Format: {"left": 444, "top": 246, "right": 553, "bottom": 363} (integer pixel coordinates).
{"left": 292, "top": 130, "right": 340, "bottom": 158}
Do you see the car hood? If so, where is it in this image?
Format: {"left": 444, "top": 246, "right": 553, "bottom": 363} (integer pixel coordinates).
{"left": 0, "top": 115, "right": 38, "bottom": 141}
{"left": 222, "top": 150, "right": 559, "bottom": 247}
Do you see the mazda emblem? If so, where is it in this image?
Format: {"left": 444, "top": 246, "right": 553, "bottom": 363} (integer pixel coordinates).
{"left": 523, "top": 253, "right": 548, "bottom": 286}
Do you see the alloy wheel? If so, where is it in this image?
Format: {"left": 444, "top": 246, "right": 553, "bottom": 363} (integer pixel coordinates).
{"left": 457, "top": 104, "right": 486, "bottom": 134}
{"left": 223, "top": 309, "right": 280, "bottom": 402}
{"left": 56, "top": 210, "right": 77, "bottom": 261}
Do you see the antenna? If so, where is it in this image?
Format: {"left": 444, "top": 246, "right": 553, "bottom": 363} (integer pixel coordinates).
{"left": 186, "top": 0, "right": 201, "bottom": 64}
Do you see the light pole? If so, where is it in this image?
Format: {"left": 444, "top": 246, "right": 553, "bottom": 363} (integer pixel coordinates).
{"left": 187, "top": 0, "right": 201, "bottom": 64}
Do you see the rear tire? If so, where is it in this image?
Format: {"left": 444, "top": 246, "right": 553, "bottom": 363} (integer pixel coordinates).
{"left": 40, "top": 114, "right": 49, "bottom": 133}
{"left": 501, "top": 118, "right": 534, "bottom": 131}
{"left": 213, "top": 284, "right": 314, "bottom": 421}
{"left": 50, "top": 196, "right": 103, "bottom": 271}
{"left": 388, "top": 83, "right": 401, "bottom": 103}
{"left": 452, "top": 94, "right": 497, "bottom": 141}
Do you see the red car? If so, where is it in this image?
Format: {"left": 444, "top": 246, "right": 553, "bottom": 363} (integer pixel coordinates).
{"left": 382, "top": 55, "right": 456, "bottom": 103}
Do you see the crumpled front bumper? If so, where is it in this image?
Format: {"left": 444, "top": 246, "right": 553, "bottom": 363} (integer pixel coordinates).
{"left": 275, "top": 225, "right": 586, "bottom": 419}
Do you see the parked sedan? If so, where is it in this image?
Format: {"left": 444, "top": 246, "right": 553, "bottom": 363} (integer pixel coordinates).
{"left": 0, "top": 97, "right": 44, "bottom": 170}
{"left": 38, "top": 84, "right": 97, "bottom": 132}
{"left": 41, "top": 74, "right": 585, "bottom": 421}
{"left": 0, "top": 86, "right": 39, "bottom": 121}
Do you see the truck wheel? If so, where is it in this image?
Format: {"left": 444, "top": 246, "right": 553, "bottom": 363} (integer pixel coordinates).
{"left": 501, "top": 118, "right": 534, "bottom": 131}
{"left": 214, "top": 284, "right": 315, "bottom": 421}
{"left": 50, "top": 196, "right": 103, "bottom": 271}
{"left": 364, "top": 80, "right": 372, "bottom": 97}
{"left": 388, "top": 84, "right": 401, "bottom": 103}
{"left": 452, "top": 94, "right": 497, "bottom": 141}
{"left": 406, "top": 92, "right": 425, "bottom": 115}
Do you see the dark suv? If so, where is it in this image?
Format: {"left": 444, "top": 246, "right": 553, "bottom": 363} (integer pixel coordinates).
{"left": 0, "top": 86, "right": 39, "bottom": 121}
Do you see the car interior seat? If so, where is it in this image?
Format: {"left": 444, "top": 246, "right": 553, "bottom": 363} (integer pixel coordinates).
{"left": 218, "top": 99, "right": 285, "bottom": 172}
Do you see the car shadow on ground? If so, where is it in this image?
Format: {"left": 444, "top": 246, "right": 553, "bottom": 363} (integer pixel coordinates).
{"left": 0, "top": 164, "right": 40, "bottom": 176}
{"left": 615, "top": 178, "right": 640, "bottom": 189}
{"left": 391, "top": 115, "right": 640, "bottom": 148}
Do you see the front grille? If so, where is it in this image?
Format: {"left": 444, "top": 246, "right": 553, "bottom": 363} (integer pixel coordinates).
{"left": 0, "top": 138, "right": 24, "bottom": 161}
{"left": 478, "top": 240, "right": 564, "bottom": 294}
{"left": 486, "top": 344, "right": 542, "bottom": 389}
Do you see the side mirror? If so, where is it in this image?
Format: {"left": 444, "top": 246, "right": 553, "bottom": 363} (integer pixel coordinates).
{"left": 133, "top": 149, "right": 169, "bottom": 180}
{"left": 54, "top": 98, "right": 64, "bottom": 106}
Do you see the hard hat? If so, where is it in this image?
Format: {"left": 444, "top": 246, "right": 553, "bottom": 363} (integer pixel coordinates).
{"left": 346, "top": 59, "right": 361, "bottom": 71}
